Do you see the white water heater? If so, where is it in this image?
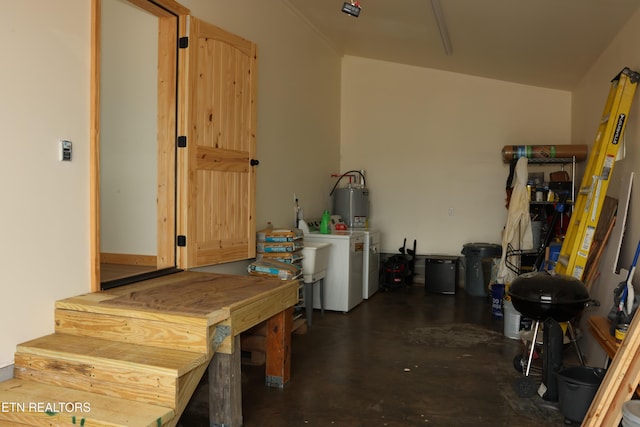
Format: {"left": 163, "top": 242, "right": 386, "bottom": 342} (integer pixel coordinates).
{"left": 332, "top": 187, "right": 369, "bottom": 228}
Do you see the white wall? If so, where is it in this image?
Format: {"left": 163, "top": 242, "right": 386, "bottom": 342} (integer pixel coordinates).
{"left": 185, "top": 0, "right": 343, "bottom": 276}
{"left": 0, "top": 0, "right": 341, "bottom": 366}
{"left": 340, "top": 56, "right": 572, "bottom": 254}
{"left": 0, "top": 1, "right": 91, "bottom": 367}
{"left": 182, "top": 0, "right": 342, "bottom": 230}
{"left": 3, "top": 0, "right": 630, "bottom": 370}
{"left": 100, "top": 0, "right": 157, "bottom": 255}
{"left": 573, "top": 8, "right": 640, "bottom": 365}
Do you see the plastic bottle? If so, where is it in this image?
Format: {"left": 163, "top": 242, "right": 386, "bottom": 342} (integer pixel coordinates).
{"left": 320, "top": 210, "right": 331, "bottom": 234}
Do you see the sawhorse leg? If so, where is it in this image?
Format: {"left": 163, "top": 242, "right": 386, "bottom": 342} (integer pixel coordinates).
{"left": 266, "top": 307, "right": 293, "bottom": 388}
{"left": 209, "top": 334, "right": 242, "bottom": 427}
{"left": 208, "top": 307, "right": 293, "bottom": 426}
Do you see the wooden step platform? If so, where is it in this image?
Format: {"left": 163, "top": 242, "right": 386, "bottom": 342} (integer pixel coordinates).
{"left": 0, "top": 378, "right": 175, "bottom": 427}
{"left": 14, "top": 333, "right": 207, "bottom": 408}
{"left": 0, "top": 272, "right": 299, "bottom": 426}
{"left": 55, "top": 291, "right": 219, "bottom": 355}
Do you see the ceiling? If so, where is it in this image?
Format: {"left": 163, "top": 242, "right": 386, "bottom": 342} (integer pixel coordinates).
{"left": 284, "top": 0, "right": 640, "bottom": 91}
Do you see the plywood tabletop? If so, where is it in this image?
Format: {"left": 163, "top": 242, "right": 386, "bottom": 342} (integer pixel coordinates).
{"left": 58, "top": 272, "right": 298, "bottom": 322}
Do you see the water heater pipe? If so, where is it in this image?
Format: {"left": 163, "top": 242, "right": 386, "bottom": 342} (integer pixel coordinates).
{"left": 329, "top": 170, "right": 367, "bottom": 196}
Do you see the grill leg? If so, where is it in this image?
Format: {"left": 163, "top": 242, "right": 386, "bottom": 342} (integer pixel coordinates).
{"left": 542, "top": 318, "right": 564, "bottom": 402}
{"left": 525, "top": 320, "right": 541, "bottom": 377}
{"left": 567, "top": 320, "right": 585, "bottom": 366}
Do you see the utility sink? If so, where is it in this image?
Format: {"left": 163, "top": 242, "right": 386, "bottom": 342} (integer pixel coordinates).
{"left": 301, "top": 242, "right": 332, "bottom": 284}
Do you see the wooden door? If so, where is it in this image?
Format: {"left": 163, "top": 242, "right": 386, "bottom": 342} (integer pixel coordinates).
{"left": 177, "top": 16, "right": 258, "bottom": 269}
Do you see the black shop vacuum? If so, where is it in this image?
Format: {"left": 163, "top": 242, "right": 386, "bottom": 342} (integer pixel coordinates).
{"left": 381, "top": 238, "right": 417, "bottom": 291}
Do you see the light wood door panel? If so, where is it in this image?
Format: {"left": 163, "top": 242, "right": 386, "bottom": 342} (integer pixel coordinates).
{"left": 178, "top": 17, "right": 258, "bottom": 269}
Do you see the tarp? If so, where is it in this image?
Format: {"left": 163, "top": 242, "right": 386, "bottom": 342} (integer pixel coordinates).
{"left": 497, "top": 157, "right": 533, "bottom": 285}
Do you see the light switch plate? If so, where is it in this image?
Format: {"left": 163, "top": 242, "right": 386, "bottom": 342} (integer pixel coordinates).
{"left": 60, "top": 140, "right": 72, "bottom": 161}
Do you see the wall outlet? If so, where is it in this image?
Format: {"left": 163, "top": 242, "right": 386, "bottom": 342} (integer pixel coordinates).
{"left": 448, "top": 207, "right": 455, "bottom": 216}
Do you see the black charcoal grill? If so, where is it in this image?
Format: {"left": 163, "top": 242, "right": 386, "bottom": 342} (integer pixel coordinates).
{"left": 508, "top": 272, "right": 595, "bottom": 322}
{"left": 508, "top": 272, "right": 597, "bottom": 388}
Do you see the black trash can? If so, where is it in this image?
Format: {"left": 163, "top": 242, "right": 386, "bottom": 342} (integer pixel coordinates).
{"left": 556, "top": 366, "right": 606, "bottom": 423}
{"left": 461, "top": 243, "right": 502, "bottom": 297}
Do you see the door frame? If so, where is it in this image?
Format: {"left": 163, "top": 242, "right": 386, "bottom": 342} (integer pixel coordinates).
{"left": 90, "top": 0, "right": 189, "bottom": 291}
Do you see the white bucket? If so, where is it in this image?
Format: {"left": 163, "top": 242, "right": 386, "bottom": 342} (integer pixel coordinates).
{"left": 503, "top": 300, "right": 521, "bottom": 340}
{"left": 622, "top": 401, "right": 640, "bottom": 427}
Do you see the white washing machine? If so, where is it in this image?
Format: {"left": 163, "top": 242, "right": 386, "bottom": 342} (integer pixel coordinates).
{"left": 304, "top": 230, "right": 365, "bottom": 313}
{"left": 362, "top": 230, "right": 380, "bottom": 299}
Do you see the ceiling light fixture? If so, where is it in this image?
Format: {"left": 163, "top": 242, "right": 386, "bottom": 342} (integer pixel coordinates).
{"left": 342, "top": 1, "right": 361, "bottom": 17}
{"left": 430, "top": 0, "right": 453, "bottom": 56}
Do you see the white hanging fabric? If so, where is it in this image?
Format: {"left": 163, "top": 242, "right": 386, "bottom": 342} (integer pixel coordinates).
{"left": 497, "top": 157, "right": 533, "bottom": 285}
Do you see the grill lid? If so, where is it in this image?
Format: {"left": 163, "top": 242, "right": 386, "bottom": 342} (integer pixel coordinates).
{"left": 508, "top": 272, "right": 589, "bottom": 305}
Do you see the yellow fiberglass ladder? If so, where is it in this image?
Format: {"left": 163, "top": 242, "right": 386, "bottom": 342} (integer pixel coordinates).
{"left": 556, "top": 67, "right": 640, "bottom": 280}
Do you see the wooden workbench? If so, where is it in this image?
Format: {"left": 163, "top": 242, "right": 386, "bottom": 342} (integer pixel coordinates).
{"left": 587, "top": 315, "right": 640, "bottom": 396}
{"left": 588, "top": 315, "right": 618, "bottom": 359}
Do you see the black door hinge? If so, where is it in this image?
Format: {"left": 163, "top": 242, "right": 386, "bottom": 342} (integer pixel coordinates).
{"left": 177, "top": 235, "right": 187, "bottom": 247}
{"left": 179, "top": 37, "right": 189, "bottom": 49}
{"left": 177, "top": 136, "right": 187, "bottom": 148}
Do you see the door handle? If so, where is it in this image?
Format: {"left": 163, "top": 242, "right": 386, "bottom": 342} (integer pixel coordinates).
{"left": 250, "top": 159, "right": 260, "bottom": 166}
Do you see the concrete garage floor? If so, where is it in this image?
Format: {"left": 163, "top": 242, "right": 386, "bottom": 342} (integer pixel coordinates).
{"left": 179, "top": 284, "right": 581, "bottom": 426}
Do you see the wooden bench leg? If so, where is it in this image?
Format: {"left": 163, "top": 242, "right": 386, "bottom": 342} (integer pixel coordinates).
{"left": 265, "top": 307, "right": 293, "bottom": 388}
{"left": 209, "top": 335, "right": 242, "bottom": 427}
